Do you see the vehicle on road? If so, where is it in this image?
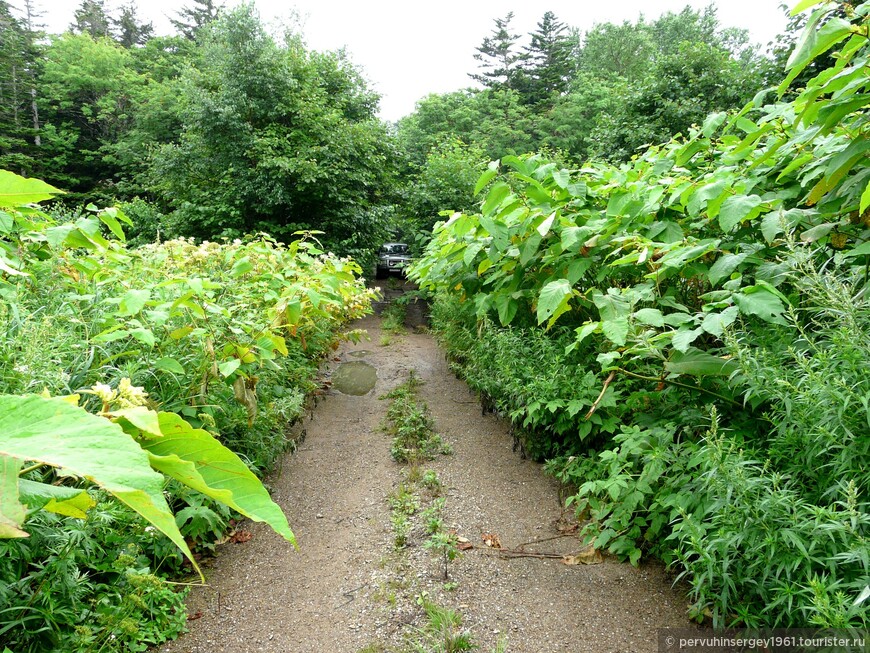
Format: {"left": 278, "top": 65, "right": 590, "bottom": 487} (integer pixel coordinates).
{"left": 375, "top": 242, "right": 412, "bottom": 278}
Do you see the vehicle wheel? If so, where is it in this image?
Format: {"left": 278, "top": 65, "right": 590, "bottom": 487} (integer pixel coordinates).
{"left": 375, "top": 267, "right": 386, "bottom": 280}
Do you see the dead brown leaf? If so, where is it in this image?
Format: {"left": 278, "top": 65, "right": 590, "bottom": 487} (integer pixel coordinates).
{"left": 555, "top": 520, "right": 579, "bottom": 534}
{"left": 481, "top": 532, "right": 502, "bottom": 549}
{"left": 561, "top": 546, "right": 602, "bottom": 565}
{"left": 229, "top": 529, "right": 253, "bottom": 544}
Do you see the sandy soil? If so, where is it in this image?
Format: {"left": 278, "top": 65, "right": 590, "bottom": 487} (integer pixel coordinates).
{"left": 161, "top": 308, "right": 696, "bottom": 653}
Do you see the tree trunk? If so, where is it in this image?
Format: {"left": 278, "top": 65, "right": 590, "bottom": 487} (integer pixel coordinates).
{"left": 23, "top": 0, "right": 40, "bottom": 147}
{"left": 11, "top": 64, "right": 20, "bottom": 127}
{"left": 30, "top": 84, "right": 39, "bottom": 146}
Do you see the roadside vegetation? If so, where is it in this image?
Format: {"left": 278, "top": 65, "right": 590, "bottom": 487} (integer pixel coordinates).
{"left": 382, "top": 374, "right": 452, "bottom": 464}
{"left": 410, "top": 1, "right": 870, "bottom": 628}
{"left": 0, "top": 174, "right": 374, "bottom": 651}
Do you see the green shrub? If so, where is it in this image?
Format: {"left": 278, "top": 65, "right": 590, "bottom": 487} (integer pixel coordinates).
{"left": 671, "top": 415, "right": 868, "bottom": 627}
{"left": 0, "top": 499, "right": 188, "bottom": 653}
{"left": 411, "top": 2, "right": 870, "bottom": 627}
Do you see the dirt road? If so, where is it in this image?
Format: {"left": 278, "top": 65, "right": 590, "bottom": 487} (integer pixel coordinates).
{"left": 162, "top": 312, "right": 693, "bottom": 653}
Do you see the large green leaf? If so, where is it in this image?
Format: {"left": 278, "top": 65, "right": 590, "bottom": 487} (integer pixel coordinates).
{"left": 482, "top": 182, "right": 511, "bottom": 216}
{"left": 479, "top": 214, "right": 509, "bottom": 250}
{"left": 781, "top": 14, "right": 853, "bottom": 92}
{"left": 143, "top": 412, "right": 296, "bottom": 546}
{"left": 0, "top": 456, "right": 27, "bottom": 537}
{"left": 0, "top": 170, "right": 63, "bottom": 206}
{"left": 0, "top": 395, "right": 197, "bottom": 572}
{"left": 665, "top": 349, "right": 739, "bottom": 377}
{"left": 633, "top": 308, "right": 665, "bottom": 327}
{"left": 701, "top": 306, "right": 740, "bottom": 338}
{"left": 474, "top": 165, "right": 498, "bottom": 196}
{"left": 18, "top": 479, "right": 95, "bottom": 518}
{"left": 117, "top": 288, "right": 151, "bottom": 316}
{"left": 574, "top": 322, "right": 600, "bottom": 347}
{"left": 702, "top": 111, "right": 727, "bottom": 137}
{"left": 536, "top": 279, "right": 573, "bottom": 326}
{"left": 708, "top": 252, "right": 748, "bottom": 286}
{"left": 718, "top": 195, "right": 764, "bottom": 232}
{"left": 108, "top": 406, "right": 163, "bottom": 439}
{"left": 672, "top": 327, "right": 704, "bottom": 353}
{"left": 602, "top": 318, "right": 629, "bottom": 346}
{"left": 843, "top": 241, "right": 870, "bottom": 258}
{"left": 734, "top": 286, "right": 788, "bottom": 325}
{"left": 494, "top": 294, "right": 518, "bottom": 326}
{"left": 0, "top": 210, "right": 13, "bottom": 233}
{"left": 98, "top": 209, "right": 126, "bottom": 242}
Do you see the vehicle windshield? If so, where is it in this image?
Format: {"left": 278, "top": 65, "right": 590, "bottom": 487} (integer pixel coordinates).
{"left": 381, "top": 244, "right": 409, "bottom": 255}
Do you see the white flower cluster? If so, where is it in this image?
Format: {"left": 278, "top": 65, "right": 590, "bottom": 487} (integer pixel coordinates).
{"left": 90, "top": 378, "right": 149, "bottom": 408}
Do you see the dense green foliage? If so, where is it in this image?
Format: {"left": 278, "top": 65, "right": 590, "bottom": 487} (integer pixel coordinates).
{"left": 0, "top": 1, "right": 398, "bottom": 259}
{"left": 1, "top": 498, "right": 189, "bottom": 652}
{"left": 396, "top": 6, "right": 769, "bottom": 243}
{"left": 149, "top": 7, "right": 397, "bottom": 254}
{"left": 0, "top": 0, "right": 41, "bottom": 177}
{"left": 411, "top": 0, "right": 870, "bottom": 627}
{"left": 0, "top": 173, "right": 374, "bottom": 651}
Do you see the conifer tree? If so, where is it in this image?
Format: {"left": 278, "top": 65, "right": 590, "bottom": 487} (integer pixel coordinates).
{"left": 0, "top": 3, "right": 27, "bottom": 132}
{"left": 522, "top": 11, "right": 574, "bottom": 105}
{"left": 70, "top": 0, "right": 112, "bottom": 39}
{"left": 0, "top": 0, "right": 40, "bottom": 172}
{"left": 171, "top": 0, "right": 222, "bottom": 40}
{"left": 20, "top": 0, "right": 42, "bottom": 147}
{"left": 468, "top": 12, "right": 525, "bottom": 91}
{"left": 114, "top": 2, "right": 154, "bottom": 48}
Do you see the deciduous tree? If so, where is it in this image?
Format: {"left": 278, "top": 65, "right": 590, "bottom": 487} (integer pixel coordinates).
{"left": 578, "top": 20, "right": 655, "bottom": 82}
{"left": 38, "top": 33, "right": 142, "bottom": 192}
{"left": 151, "top": 5, "right": 398, "bottom": 255}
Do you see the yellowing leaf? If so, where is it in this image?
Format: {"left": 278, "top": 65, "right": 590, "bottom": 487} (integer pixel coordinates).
{"left": 144, "top": 413, "right": 296, "bottom": 546}
{"left": 108, "top": 406, "right": 163, "bottom": 439}
{"left": 169, "top": 326, "right": 194, "bottom": 340}
{"left": 860, "top": 180, "right": 870, "bottom": 214}
{"left": 0, "top": 395, "right": 198, "bottom": 574}
{"left": 0, "top": 170, "right": 63, "bottom": 207}
{"left": 562, "top": 546, "right": 603, "bottom": 565}
{"left": 18, "top": 479, "right": 96, "bottom": 518}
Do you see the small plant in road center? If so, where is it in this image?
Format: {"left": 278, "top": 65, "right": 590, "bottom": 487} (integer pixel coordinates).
{"left": 410, "top": 594, "right": 477, "bottom": 652}
{"left": 424, "top": 530, "right": 461, "bottom": 580}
